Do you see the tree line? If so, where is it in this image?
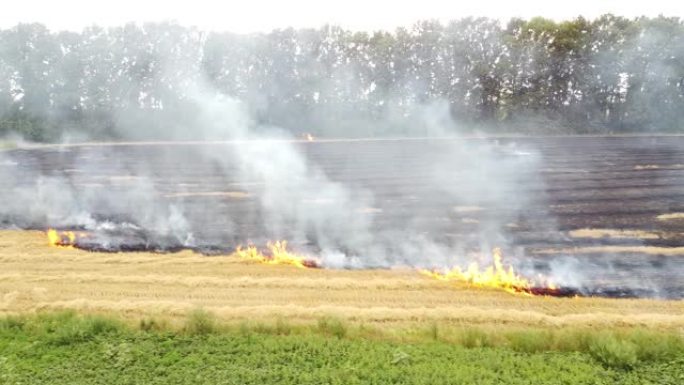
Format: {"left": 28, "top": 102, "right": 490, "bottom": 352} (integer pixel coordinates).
{"left": 0, "top": 15, "right": 683, "bottom": 141}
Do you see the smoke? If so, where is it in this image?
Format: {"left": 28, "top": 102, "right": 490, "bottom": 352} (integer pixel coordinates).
{"left": 0, "top": 147, "right": 194, "bottom": 247}
{"left": 189, "top": 88, "right": 376, "bottom": 258}
{"left": 0, "top": 75, "right": 549, "bottom": 271}
{"left": 169, "top": 83, "right": 549, "bottom": 269}
{"left": 2, "top": 67, "right": 679, "bottom": 298}
{"left": 1, "top": 20, "right": 682, "bottom": 299}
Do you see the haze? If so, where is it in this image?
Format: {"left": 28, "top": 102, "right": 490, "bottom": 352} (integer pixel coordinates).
{"left": 2, "top": 0, "right": 684, "bottom": 33}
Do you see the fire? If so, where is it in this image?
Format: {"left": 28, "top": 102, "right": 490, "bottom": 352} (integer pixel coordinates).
{"left": 305, "top": 133, "right": 314, "bottom": 142}
{"left": 233, "top": 240, "right": 320, "bottom": 268}
{"left": 421, "top": 248, "right": 555, "bottom": 295}
{"left": 46, "top": 229, "right": 82, "bottom": 248}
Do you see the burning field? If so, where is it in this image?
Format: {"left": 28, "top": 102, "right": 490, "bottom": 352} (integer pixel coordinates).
{"left": 1, "top": 136, "right": 684, "bottom": 324}
{"left": 2, "top": 230, "right": 684, "bottom": 329}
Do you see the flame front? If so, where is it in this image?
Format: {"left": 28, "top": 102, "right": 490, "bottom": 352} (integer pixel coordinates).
{"left": 46, "top": 229, "right": 81, "bottom": 248}
{"left": 421, "top": 248, "right": 553, "bottom": 295}
{"left": 233, "top": 241, "right": 319, "bottom": 268}
{"left": 45, "top": 229, "right": 556, "bottom": 294}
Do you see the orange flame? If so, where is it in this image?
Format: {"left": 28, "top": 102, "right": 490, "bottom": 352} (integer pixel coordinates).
{"left": 46, "top": 229, "right": 84, "bottom": 248}
{"left": 233, "top": 241, "right": 320, "bottom": 268}
{"left": 421, "top": 248, "right": 555, "bottom": 295}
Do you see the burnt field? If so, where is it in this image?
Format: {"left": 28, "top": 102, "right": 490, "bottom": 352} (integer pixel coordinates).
{"left": 2, "top": 136, "right": 684, "bottom": 298}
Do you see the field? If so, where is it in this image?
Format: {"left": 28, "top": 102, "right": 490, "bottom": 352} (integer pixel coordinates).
{"left": 3, "top": 136, "right": 684, "bottom": 296}
{"left": 1, "top": 312, "right": 683, "bottom": 385}
{"left": 1, "top": 230, "right": 683, "bottom": 329}
{"left": 1, "top": 230, "right": 682, "bottom": 383}
{"left": 2, "top": 136, "right": 684, "bottom": 383}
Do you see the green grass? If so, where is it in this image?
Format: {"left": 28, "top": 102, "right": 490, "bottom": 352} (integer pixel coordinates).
{"left": 183, "top": 309, "right": 218, "bottom": 335}
{"left": 0, "top": 312, "right": 682, "bottom": 384}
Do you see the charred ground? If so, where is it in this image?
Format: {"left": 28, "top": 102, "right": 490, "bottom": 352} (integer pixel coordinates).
{"left": 2, "top": 136, "right": 684, "bottom": 298}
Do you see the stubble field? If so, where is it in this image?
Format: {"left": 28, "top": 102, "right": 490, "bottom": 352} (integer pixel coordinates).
{"left": 3, "top": 137, "right": 684, "bottom": 383}
{"left": 1, "top": 230, "right": 683, "bottom": 330}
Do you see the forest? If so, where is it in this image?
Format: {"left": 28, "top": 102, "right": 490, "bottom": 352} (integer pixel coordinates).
{"left": 0, "top": 15, "right": 683, "bottom": 141}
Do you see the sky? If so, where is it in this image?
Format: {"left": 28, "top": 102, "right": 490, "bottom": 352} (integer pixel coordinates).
{"left": 0, "top": 0, "right": 682, "bottom": 33}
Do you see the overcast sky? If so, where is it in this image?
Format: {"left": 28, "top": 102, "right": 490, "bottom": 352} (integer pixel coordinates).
{"left": 1, "top": 0, "right": 682, "bottom": 33}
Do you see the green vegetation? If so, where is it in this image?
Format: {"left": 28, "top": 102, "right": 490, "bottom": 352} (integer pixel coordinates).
{"left": 1, "top": 16, "right": 684, "bottom": 142}
{"left": 1, "top": 312, "right": 683, "bottom": 384}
